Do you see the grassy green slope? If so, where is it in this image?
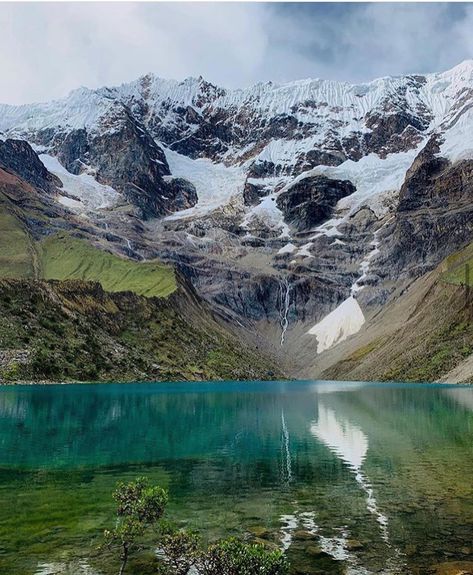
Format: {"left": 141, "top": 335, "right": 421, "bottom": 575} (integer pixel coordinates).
{"left": 0, "top": 205, "right": 177, "bottom": 299}
{"left": 443, "top": 241, "right": 473, "bottom": 287}
{"left": 0, "top": 204, "right": 35, "bottom": 279}
{"left": 0, "top": 200, "right": 278, "bottom": 381}
{"left": 40, "top": 234, "right": 176, "bottom": 298}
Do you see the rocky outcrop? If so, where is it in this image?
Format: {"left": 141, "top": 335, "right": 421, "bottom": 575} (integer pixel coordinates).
{"left": 381, "top": 136, "right": 473, "bottom": 278}
{"left": 363, "top": 110, "right": 427, "bottom": 156}
{"left": 51, "top": 108, "right": 198, "bottom": 218}
{"left": 0, "top": 139, "right": 60, "bottom": 194}
{"left": 276, "top": 175, "right": 355, "bottom": 231}
{"left": 163, "top": 177, "right": 198, "bottom": 211}
{"left": 26, "top": 102, "right": 197, "bottom": 219}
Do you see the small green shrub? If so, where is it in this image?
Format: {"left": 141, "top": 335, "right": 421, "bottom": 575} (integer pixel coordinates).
{"left": 103, "top": 477, "right": 168, "bottom": 575}
{"left": 197, "top": 537, "right": 288, "bottom": 575}
{"left": 1, "top": 361, "right": 21, "bottom": 381}
{"left": 102, "top": 478, "right": 289, "bottom": 575}
{"left": 157, "top": 528, "right": 200, "bottom": 575}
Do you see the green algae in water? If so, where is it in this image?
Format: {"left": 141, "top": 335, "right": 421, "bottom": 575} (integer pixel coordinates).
{"left": 1, "top": 381, "right": 473, "bottom": 575}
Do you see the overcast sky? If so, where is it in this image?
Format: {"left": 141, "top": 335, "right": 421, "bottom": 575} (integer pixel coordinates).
{"left": 1, "top": 2, "right": 473, "bottom": 105}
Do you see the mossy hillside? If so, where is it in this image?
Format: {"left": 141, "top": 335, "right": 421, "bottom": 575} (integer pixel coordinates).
{"left": 0, "top": 279, "right": 279, "bottom": 382}
{"left": 0, "top": 204, "right": 35, "bottom": 279}
{"left": 0, "top": 196, "right": 177, "bottom": 300}
{"left": 40, "top": 234, "right": 177, "bottom": 298}
{"left": 442, "top": 241, "right": 473, "bottom": 287}
{"left": 379, "top": 316, "right": 473, "bottom": 382}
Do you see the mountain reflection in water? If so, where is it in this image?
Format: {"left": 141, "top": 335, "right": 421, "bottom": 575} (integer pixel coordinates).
{"left": 0, "top": 381, "right": 472, "bottom": 575}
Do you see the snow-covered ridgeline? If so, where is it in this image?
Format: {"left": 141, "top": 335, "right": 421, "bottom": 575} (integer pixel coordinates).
{"left": 0, "top": 88, "right": 118, "bottom": 134}
{"left": 3, "top": 61, "right": 473, "bottom": 140}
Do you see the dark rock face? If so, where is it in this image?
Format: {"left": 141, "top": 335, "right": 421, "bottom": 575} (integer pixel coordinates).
{"left": 243, "top": 182, "right": 262, "bottom": 206}
{"left": 0, "top": 139, "right": 60, "bottom": 193}
{"left": 86, "top": 111, "right": 172, "bottom": 218}
{"left": 381, "top": 136, "right": 473, "bottom": 278}
{"left": 243, "top": 181, "right": 272, "bottom": 206}
{"left": 56, "top": 129, "right": 89, "bottom": 175}
{"left": 163, "top": 178, "right": 198, "bottom": 211}
{"left": 363, "top": 111, "right": 427, "bottom": 156}
{"left": 293, "top": 149, "right": 346, "bottom": 173}
{"left": 53, "top": 108, "right": 198, "bottom": 218}
{"left": 276, "top": 175, "right": 355, "bottom": 231}
{"left": 180, "top": 262, "right": 345, "bottom": 328}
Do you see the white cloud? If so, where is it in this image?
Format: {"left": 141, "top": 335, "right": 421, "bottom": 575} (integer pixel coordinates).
{"left": 0, "top": 2, "right": 472, "bottom": 105}
{"left": 0, "top": 2, "right": 267, "bottom": 104}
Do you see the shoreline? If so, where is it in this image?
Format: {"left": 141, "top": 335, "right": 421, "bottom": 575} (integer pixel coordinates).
{"left": 0, "top": 378, "right": 471, "bottom": 387}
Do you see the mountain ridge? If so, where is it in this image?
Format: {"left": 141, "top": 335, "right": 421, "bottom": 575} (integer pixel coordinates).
{"left": 3, "top": 58, "right": 473, "bottom": 110}
{"left": 0, "top": 61, "right": 472, "bottom": 382}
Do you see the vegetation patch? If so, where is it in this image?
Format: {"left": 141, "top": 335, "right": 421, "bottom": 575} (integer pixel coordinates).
{"left": 442, "top": 241, "right": 473, "bottom": 287}
{"left": 0, "top": 279, "right": 279, "bottom": 382}
{"left": 0, "top": 206, "right": 35, "bottom": 279}
{"left": 381, "top": 318, "right": 473, "bottom": 383}
{"left": 40, "top": 234, "right": 177, "bottom": 298}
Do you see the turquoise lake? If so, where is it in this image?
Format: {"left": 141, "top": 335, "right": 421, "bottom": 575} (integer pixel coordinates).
{"left": 0, "top": 380, "right": 473, "bottom": 575}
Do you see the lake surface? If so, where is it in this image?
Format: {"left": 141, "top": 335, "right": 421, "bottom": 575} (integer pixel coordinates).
{"left": 1, "top": 381, "right": 473, "bottom": 575}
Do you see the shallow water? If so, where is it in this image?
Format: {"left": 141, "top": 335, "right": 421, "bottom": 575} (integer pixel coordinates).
{"left": 1, "top": 380, "right": 473, "bottom": 574}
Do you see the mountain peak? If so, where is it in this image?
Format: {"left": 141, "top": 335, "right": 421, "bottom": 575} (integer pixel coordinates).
{"left": 439, "top": 59, "right": 473, "bottom": 80}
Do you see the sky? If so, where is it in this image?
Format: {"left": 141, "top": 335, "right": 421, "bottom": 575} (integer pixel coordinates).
{"left": 1, "top": 2, "right": 473, "bottom": 105}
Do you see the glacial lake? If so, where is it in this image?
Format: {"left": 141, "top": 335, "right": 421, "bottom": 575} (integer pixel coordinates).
{"left": 1, "top": 381, "right": 473, "bottom": 575}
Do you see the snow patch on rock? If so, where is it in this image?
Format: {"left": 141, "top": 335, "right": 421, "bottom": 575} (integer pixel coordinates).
{"left": 307, "top": 296, "right": 365, "bottom": 354}
{"left": 278, "top": 242, "right": 297, "bottom": 255}
{"left": 242, "top": 193, "right": 290, "bottom": 238}
{"left": 163, "top": 148, "right": 245, "bottom": 220}
{"left": 40, "top": 154, "right": 120, "bottom": 211}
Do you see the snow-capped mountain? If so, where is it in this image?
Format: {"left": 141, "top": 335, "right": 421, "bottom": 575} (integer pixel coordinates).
{"left": 1, "top": 61, "right": 472, "bottom": 373}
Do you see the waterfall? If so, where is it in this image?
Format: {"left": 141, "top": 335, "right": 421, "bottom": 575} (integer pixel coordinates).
{"left": 278, "top": 277, "right": 291, "bottom": 346}
{"left": 126, "top": 238, "right": 132, "bottom": 250}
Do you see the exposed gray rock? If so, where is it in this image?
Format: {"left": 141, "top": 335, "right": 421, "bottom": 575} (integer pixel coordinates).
{"left": 276, "top": 175, "right": 355, "bottom": 231}
{"left": 163, "top": 178, "right": 198, "bottom": 211}
{"left": 380, "top": 135, "right": 473, "bottom": 279}
{"left": 53, "top": 108, "right": 197, "bottom": 218}
{"left": 0, "top": 139, "right": 60, "bottom": 193}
